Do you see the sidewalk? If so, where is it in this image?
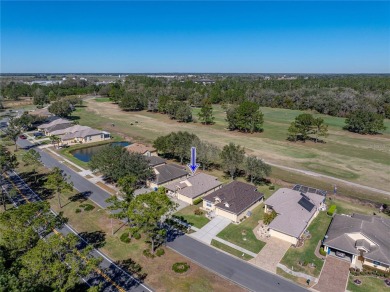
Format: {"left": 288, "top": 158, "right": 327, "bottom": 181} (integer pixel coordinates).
{"left": 277, "top": 263, "right": 318, "bottom": 283}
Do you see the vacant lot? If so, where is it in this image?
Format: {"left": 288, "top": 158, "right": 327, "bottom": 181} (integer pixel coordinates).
{"left": 74, "top": 98, "right": 390, "bottom": 194}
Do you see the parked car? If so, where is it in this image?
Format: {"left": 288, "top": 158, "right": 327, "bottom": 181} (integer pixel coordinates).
{"left": 19, "top": 134, "right": 27, "bottom": 139}
{"left": 335, "top": 251, "right": 346, "bottom": 258}
{"left": 33, "top": 132, "right": 44, "bottom": 137}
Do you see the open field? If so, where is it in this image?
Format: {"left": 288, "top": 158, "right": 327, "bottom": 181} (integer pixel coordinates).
{"left": 72, "top": 98, "right": 390, "bottom": 198}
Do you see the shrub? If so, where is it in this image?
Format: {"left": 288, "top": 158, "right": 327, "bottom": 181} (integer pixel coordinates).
{"left": 327, "top": 205, "right": 337, "bottom": 216}
{"left": 156, "top": 248, "right": 165, "bottom": 257}
{"left": 132, "top": 232, "right": 141, "bottom": 240}
{"left": 269, "top": 185, "right": 275, "bottom": 190}
{"left": 193, "top": 197, "right": 203, "bottom": 205}
{"left": 172, "top": 262, "right": 190, "bottom": 273}
{"left": 263, "top": 210, "right": 277, "bottom": 225}
{"left": 75, "top": 208, "right": 81, "bottom": 213}
{"left": 194, "top": 208, "right": 203, "bottom": 216}
{"left": 143, "top": 249, "right": 155, "bottom": 258}
{"left": 83, "top": 204, "right": 95, "bottom": 211}
{"left": 319, "top": 247, "right": 326, "bottom": 256}
{"left": 120, "top": 232, "right": 131, "bottom": 243}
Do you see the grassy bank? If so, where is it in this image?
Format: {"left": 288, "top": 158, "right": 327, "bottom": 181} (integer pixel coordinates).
{"left": 174, "top": 204, "right": 210, "bottom": 229}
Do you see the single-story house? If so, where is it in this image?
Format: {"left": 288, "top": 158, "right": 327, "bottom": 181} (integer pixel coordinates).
{"left": 323, "top": 214, "right": 390, "bottom": 272}
{"left": 37, "top": 118, "right": 73, "bottom": 135}
{"left": 148, "top": 164, "right": 188, "bottom": 189}
{"left": 49, "top": 125, "right": 91, "bottom": 136}
{"left": 126, "top": 143, "right": 157, "bottom": 157}
{"left": 165, "top": 173, "right": 222, "bottom": 204}
{"left": 29, "top": 107, "right": 52, "bottom": 119}
{"left": 202, "top": 181, "right": 264, "bottom": 223}
{"left": 264, "top": 186, "right": 326, "bottom": 245}
{"left": 145, "top": 156, "right": 166, "bottom": 167}
{"left": 61, "top": 127, "right": 111, "bottom": 144}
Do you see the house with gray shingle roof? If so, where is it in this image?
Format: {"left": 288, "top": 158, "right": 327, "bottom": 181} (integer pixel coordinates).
{"left": 202, "top": 181, "right": 264, "bottom": 223}
{"left": 165, "top": 173, "right": 222, "bottom": 204}
{"left": 264, "top": 187, "right": 326, "bottom": 245}
{"left": 61, "top": 127, "right": 111, "bottom": 144}
{"left": 148, "top": 164, "right": 188, "bottom": 188}
{"left": 323, "top": 214, "right": 390, "bottom": 271}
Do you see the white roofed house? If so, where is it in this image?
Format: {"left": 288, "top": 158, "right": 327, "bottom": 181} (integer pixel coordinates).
{"left": 263, "top": 185, "right": 327, "bottom": 245}
{"left": 61, "top": 127, "right": 111, "bottom": 145}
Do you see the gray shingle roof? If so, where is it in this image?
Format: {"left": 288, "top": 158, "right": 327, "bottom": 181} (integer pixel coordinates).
{"left": 62, "top": 127, "right": 105, "bottom": 140}
{"left": 153, "top": 164, "right": 188, "bottom": 185}
{"left": 50, "top": 125, "right": 91, "bottom": 136}
{"left": 323, "top": 214, "right": 390, "bottom": 265}
{"left": 264, "top": 188, "right": 325, "bottom": 238}
{"left": 203, "top": 181, "right": 264, "bottom": 215}
{"left": 145, "top": 156, "right": 166, "bottom": 167}
{"left": 165, "top": 173, "right": 222, "bottom": 199}
{"left": 38, "top": 118, "right": 71, "bottom": 129}
{"left": 46, "top": 123, "right": 73, "bottom": 134}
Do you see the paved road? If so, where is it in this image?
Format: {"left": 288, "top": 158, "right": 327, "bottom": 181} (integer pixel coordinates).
{"left": 7, "top": 128, "right": 307, "bottom": 291}
{"left": 167, "top": 235, "right": 307, "bottom": 292}
{"left": 16, "top": 137, "right": 112, "bottom": 208}
{"left": 1, "top": 171, "right": 152, "bottom": 292}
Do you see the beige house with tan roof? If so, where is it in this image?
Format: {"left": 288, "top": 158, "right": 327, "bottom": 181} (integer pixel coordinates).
{"left": 165, "top": 173, "right": 222, "bottom": 204}
{"left": 126, "top": 143, "right": 157, "bottom": 157}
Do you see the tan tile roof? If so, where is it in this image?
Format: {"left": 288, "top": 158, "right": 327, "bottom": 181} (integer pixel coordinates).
{"left": 125, "top": 143, "right": 156, "bottom": 154}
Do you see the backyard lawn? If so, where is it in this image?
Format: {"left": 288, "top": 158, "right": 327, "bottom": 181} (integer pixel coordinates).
{"left": 347, "top": 275, "right": 389, "bottom": 292}
{"left": 280, "top": 211, "right": 332, "bottom": 277}
{"left": 216, "top": 204, "right": 266, "bottom": 254}
{"left": 211, "top": 239, "right": 253, "bottom": 261}
{"left": 174, "top": 204, "right": 210, "bottom": 229}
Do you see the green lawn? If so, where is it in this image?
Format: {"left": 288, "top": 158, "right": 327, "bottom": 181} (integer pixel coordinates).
{"left": 94, "top": 97, "right": 111, "bottom": 102}
{"left": 174, "top": 204, "right": 210, "bottom": 229}
{"left": 280, "top": 212, "right": 331, "bottom": 277}
{"left": 347, "top": 276, "right": 388, "bottom": 292}
{"left": 211, "top": 239, "right": 253, "bottom": 261}
{"left": 216, "top": 204, "right": 266, "bottom": 254}
{"left": 73, "top": 99, "right": 390, "bottom": 201}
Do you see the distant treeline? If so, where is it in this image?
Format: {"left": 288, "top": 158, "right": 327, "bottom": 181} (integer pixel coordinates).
{"left": 2, "top": 75, "right": 390, "bottom": 119}
{"left": 104, "top": 76, "right": 390, "bottom": 119}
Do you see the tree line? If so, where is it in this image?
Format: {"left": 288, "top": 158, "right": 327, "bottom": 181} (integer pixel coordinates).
{"left": 153, "top": 131, "right": 271, "bottom": 182}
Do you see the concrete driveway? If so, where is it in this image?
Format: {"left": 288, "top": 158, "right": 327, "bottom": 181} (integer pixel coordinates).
{"left": 250, "top": 237, "right": 291, "bottom": 272}
{"left": 190, "top": 216, "right": 231, "bottom": 244}
{"left": 313, "top": 256, "right": 350, "bottom": 292}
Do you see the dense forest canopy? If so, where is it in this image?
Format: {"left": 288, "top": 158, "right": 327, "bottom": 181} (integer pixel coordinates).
{"left": 1, "top": 75, "right": 389, "bottom": 119}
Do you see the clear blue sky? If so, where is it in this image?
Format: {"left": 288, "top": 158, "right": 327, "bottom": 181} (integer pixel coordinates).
{"left": 1, "top": 1, "right": 389, "bottom": 73}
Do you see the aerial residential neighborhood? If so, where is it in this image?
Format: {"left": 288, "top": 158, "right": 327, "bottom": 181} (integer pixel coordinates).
{"left": 1, "top": 1, "right": 389, "bottom": 292}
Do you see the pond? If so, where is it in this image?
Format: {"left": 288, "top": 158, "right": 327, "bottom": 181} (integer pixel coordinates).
{"left": 71, "top": 141, "right": 130, "bottom": 162}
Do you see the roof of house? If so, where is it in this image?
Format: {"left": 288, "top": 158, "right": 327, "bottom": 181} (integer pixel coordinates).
{"left": 62, "top": 127, "right": 106, "bottom": 140}
{"left": 126, "top": 143, "right": 156, "bottom": 154}
{"left": 165, "top": 173, "right": 222, "bottom": 199}
{"left": 153, "top": 164, "right": 188, "bottom": 185}
{"left": 50, "top": 125, "right": 90, "bottom": 136}
{"left": 264, "top": 188, "right": 325, "bottom": 238}
{"left": 323, "top": 214, "right": 390, "bottom": 265}
{"left": 29, "top": 107, "right": 52, "bottom": 117}
{"left": 203, "top": 181, "right": 264, "bottom": 215}
{"left": 145, "top": 156, "right": 166, "bottom": 167}
{"left": 46, "top": 123, "right": 74, "bottom": 134}
{"left": 38, "top": 118, "right": 71, "bottom": 129}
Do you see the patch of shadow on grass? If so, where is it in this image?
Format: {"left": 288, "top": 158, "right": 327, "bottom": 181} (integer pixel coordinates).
{"left": 68, "top": 191, "right": 91, "bottom": 202}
